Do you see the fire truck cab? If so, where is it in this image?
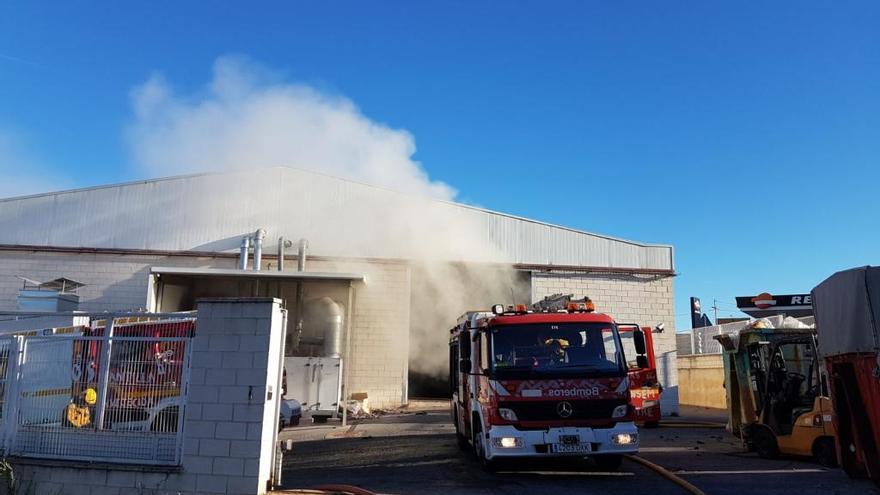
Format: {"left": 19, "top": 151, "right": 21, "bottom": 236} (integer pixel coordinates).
{"left": 450, "top": 296, "right": 639, "bottom": 470}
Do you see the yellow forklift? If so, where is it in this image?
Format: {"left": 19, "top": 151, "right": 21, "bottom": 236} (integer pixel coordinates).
{"left": 714, "top": 317, "right": 837, "bottom": 466}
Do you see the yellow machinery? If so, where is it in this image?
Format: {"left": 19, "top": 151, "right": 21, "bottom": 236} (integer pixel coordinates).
{"left": 715, "top": 318, "right": 837, "bottom": 466}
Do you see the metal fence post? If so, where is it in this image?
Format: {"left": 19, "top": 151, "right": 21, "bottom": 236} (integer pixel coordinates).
{"left": 174, "top": 334, "right": 193, "bottom": 464}
{"left": 3, "top": 336, "right": 25, "bottom": 453}
{"left": 94, "top": 318, "right": 115, "bottom": 430}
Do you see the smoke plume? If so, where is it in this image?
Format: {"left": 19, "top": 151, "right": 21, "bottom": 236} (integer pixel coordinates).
{"left": 126, "top": 56, "right": 519, "bottom": 385}
{"left": 127, "top": 55, "right": 454, "bottom": 200}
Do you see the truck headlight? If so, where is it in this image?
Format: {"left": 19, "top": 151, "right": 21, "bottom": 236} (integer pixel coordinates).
{"left": 498, "top": 408, "right": 518, "bottom": 421}
{"left": 493, "top": 437, "right": 523, "bottom": 448}
{"left": 611, "top": 404, "right": 630, "bottom": 418}
{"left": 613, "top": 433, "right": 637, "bottom": 445}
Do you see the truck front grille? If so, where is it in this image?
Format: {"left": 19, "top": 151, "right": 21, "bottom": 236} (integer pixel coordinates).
{"left": 499, "top": 399, "right": 626, "bottom": 421}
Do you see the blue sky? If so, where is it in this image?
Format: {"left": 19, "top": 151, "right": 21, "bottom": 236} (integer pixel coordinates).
{"left": 1, "top": 1, "right": 878, "bottom": 330}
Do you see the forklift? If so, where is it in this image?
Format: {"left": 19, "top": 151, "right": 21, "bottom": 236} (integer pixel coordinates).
{"left": 714, "top": 317, "right": 837, "bottom": 466}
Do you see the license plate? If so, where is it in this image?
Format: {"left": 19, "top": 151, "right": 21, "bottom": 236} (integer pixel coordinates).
{"left": 551, "top": 443, "right": 591, "bottom": 454}
{"left": 559, "top": 435, "right": 580, "bottom": 445}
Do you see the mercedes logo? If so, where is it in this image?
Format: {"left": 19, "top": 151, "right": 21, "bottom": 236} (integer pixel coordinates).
{"left": 556, "top": 401, "right": 573, "bottom": 418}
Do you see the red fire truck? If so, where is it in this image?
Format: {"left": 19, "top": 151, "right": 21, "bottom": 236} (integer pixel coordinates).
{"left": 449, "top": 296, "right": 639, "bottom": 470}
{"left": 618, "top": 324, "right": 662, "bottom": 427}
{"left": 66, "top": 319, "right": 194, "bottom": 432}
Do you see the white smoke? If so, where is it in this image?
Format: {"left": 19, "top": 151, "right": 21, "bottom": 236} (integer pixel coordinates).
{"left": 126, "top": 56, "right": 520, "bottom": 383}
{"left": 127, "top": 55, "right": 455, "bottom": 200}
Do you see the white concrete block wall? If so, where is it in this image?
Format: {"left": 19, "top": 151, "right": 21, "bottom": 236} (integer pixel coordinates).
{"left": 184, "top": 298, "right": 284, "bottom": 494}
{"left": 531, "top": 272, "right": 679, "bottom": 414}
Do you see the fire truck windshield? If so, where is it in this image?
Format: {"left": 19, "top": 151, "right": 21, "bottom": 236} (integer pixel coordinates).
{"left": 489, "top": 323, "right": 625, "bottom": 377}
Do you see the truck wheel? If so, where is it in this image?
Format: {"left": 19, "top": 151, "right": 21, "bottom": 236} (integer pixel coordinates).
{"left": 594, "top": 455, "right": 623, "bottom": 471}
{"left": 472, "top": 420, "right": 497, "bottom": 472}
{"left": 752, "top": 427, "right": 779, "bottom": 459}
{"left": 813, "top": 437, "right": 838, "bottom": 468}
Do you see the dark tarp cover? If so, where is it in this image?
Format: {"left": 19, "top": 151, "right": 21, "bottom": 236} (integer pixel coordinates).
{"left": 811, "top": 266, "right": 880, "bottom": 358}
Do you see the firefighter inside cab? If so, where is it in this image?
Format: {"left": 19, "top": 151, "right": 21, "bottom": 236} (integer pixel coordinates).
{"left": 450, "top": 295, "right": 641, "bottom": 471}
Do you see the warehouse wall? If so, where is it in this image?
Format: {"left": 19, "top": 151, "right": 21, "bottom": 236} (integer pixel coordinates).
{"left": 0, "top": 250, "right": 412, "bottom": 410}
{"left": 531, "top": 272, "right": 679, "bottom": 414}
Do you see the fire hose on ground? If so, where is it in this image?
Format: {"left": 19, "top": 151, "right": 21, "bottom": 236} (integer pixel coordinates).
{"left": 624, "top": 455, "right": 707, "bottom": 495}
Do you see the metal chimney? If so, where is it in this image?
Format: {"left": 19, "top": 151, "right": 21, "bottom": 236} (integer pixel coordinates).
{"left": 252, "top": 229, "right": 266, "bottom": 271}
{"left": 239, "top": 236, "right": 251, "bottom": 270}
{"left": 278, "top": 237, "right": 293, "bottom": 271}
{"left": 297, "top": 238, "right": 308, "bottom": 272}
{"left": 292, "top": 238, "right": 309, "bottom": 351}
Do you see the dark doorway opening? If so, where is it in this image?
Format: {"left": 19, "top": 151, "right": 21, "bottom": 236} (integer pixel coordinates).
{"left": 407, "top": 263, "right": 530, "bottom": 399}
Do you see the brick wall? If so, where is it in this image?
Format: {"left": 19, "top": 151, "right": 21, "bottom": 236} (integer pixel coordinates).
{"left": 531, "top": 272, "right": 679, "bottom": 414}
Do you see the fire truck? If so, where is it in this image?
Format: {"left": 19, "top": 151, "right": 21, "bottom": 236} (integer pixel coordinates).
{"left": 618, "top": 324, "right": 662, "bottom": 427}
{"left": 13, "top": 318, "right": 195, "bottom": 432}
{"left": 71, "top": 318, "right": 194, "bottom": 432}
{"left": 449, "top": 295, "right": 639, "bottom": 470}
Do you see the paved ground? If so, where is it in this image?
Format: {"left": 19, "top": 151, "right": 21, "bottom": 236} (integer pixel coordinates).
{"left": 278, "top": 404, "right": 880, "bottom": 495}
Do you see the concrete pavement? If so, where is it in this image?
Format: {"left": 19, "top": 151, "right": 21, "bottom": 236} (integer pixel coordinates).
{"left": 278, "top": 403, "right": 880, "bottom": 495}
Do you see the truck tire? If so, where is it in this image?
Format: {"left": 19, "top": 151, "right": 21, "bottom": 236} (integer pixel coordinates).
{"left": 813, "top": 437, "right": 838, "bottom": 468}
{"left": 594, "top": 454, "right": 623, "bottom": 471}
{"left": 472, "top": 416, "right": 497, "bottom": 472}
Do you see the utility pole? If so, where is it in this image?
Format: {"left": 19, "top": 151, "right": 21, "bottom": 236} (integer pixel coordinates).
{"left": 712, "top": 298, "right": 719, "bottom": 325}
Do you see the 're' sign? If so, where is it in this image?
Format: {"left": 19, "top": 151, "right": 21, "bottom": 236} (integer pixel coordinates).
{"left": 735, "top": 292, "right": 813, "bottom": 317}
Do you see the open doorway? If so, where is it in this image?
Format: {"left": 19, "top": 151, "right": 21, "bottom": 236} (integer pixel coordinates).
{"left": 148, "top": 267, "right": 361, "bottom": 358}
{"left": 407, "top": 263, "right": 530, "bottom": 399}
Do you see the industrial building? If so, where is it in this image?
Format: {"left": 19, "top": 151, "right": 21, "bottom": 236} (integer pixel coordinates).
{"left": 0, "top": 167, "right": 678, "bottom": 412}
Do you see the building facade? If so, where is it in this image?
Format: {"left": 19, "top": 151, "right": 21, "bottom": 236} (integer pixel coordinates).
{"left": 0, "top": 168, "right": 677, "bottom": 411}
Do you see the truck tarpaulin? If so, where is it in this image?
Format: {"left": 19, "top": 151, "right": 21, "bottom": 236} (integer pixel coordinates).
{"left": 811, "top": 266, "right": 880, "bottom": 359}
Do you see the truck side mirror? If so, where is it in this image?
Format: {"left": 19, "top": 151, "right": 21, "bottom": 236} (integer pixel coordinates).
{"left": 459, "top": 359, "right": 472, "bottom": 374}
{"left": 633, "top": 330, "right": 647, "bottom": 355}
{"left": 636, "top": 355, "right": 649, "bottom": 369}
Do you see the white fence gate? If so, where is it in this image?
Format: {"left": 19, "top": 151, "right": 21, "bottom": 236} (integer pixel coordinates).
{"left": 0, "top": 315, "right": 194, "bottom": 465}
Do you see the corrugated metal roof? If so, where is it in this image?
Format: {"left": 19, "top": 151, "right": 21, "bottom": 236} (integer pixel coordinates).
{"left": 0, "top": 168, "right": 674, "bottom": 271}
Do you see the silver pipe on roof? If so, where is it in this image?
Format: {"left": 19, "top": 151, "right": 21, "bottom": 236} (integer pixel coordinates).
{"left": 239, "top": 236, "right": 251, "bottom": 270}
{"left": 278, "top": 237, "right": 285, "bottom": 272}
{"left": 252, "top": 229, "right": 266, "bottom": 271}
{"left": 292, "top": 238, "right": 308, "bottom": 350}
{"left": 297, "top": 238, "right": 308, "bottom": 271}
